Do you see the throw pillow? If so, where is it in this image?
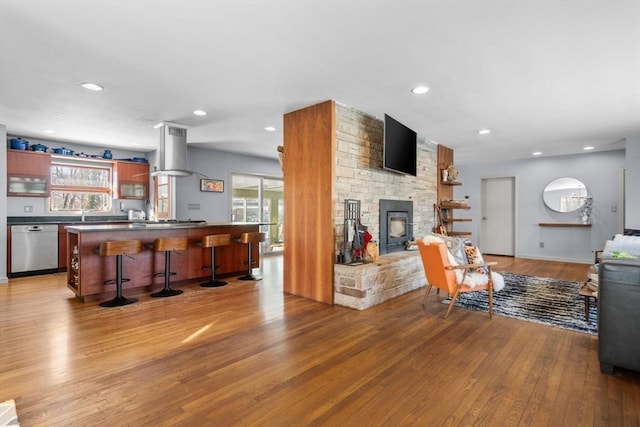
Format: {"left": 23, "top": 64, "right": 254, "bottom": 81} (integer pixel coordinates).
{"left": 463, "top": 246, "right": 488, "bottom": 274}
{"left": 435, "top": 233, "right": 468, "bottom": 265}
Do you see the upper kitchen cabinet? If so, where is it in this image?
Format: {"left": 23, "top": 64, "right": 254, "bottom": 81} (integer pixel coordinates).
{"left": 7, "top": 150, "right": 52, "bottom": 197}
{"left": 116, "top": 160, "right": 149, "bottom": 199}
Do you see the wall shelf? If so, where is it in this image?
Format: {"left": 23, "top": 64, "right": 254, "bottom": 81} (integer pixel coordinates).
{"left": 538, "top": 222, "right": 592, "bottom": 227}
{"left": 440, "top": 203, "right": 471, "bottom": 209}
{"left": 436, "top": 146, "right": 471, "bottom": 236}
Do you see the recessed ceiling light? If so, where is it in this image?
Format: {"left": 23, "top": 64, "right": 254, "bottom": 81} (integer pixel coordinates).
{"left": 411, "top": 86, "right": 430, "bottom": 94}
{"left": 42, "top": 129, "right": 56, "bottom": 134}
{"left": 477, "top": 129, "right": 492, "bottom": 135}
{"left": 193, "top": 110, "right": 207, "bottom": 116}
{"left": 532, "top": 151, "right": 543, "bottom": 156}
{"left": 583, "top": 146, "right": 595, "bottom": 151}
{"left": 264, "top": 126, "right": 276, "bottom": 132}
{"left": 80, "top": 82, "right": 104, "bottom": 91}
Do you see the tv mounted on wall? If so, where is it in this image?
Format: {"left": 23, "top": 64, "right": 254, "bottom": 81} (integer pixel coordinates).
{"left": 383, "top": 114, "right": 417, "bottom": 176}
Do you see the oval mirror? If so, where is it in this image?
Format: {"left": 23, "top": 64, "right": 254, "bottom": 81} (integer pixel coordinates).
{"left": 543, "top": 177, "right": 588, "bottom": 213}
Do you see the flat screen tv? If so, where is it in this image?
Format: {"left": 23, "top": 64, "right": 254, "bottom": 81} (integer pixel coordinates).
{"left": 383, "top": 114, "right": 417, "bottom": 176}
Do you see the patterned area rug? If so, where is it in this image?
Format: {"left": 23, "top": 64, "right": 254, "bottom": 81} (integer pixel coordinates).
{"left": 0, "top": 400, "right": 19, "bottom": 426}
{"left": 443, "top": 272, "right": 597, "bottom": 335}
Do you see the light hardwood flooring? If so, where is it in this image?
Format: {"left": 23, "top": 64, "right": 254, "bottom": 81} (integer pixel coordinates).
{"left": 1, "top": 255, "right": 639, "bottom": 426}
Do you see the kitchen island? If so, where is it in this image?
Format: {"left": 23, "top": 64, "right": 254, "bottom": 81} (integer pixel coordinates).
{"left": 66, "top": 222, "right": 261, "bottom": 301}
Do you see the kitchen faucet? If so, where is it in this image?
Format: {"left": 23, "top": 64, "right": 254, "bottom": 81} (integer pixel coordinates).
{"left": 81, "top": 208, "right": 97, "bottom": 222}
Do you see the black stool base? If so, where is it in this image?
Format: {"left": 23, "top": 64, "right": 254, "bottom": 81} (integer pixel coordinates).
{"left": 200, "top": 279, "right": 228, "bottom": 288}
{"left": 150, "top": 288, "right": 183, "bottom": 298}
{"left": 99, "top": 296, "right": 138, "bottom": 307}
{"left": 238, "top": 274, "right": 262, "bottom": 281}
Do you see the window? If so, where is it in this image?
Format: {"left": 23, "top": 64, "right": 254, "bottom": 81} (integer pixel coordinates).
{"left": 49, "top": 161, "right": 112, "bottom": 212}
{"left": 231, "top": 174, "right": 283, "bottom": 254}
{"left": 154, "top": 175, "right": 172, "bottom": 219}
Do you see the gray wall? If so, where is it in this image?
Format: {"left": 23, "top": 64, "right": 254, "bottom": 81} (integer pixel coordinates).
{"left": 625, "top": 134, "right": 640, "bottom": 229}
{"left": 1, "top": 124, "right": 7, "bottom": 283}
{"left": 173, "top": 146, "right": 282, "bottom": 221}
{"left": 456, "top": 149, "right": 625, "bottom": 263}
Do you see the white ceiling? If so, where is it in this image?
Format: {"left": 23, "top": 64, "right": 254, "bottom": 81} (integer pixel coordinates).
{"left": 1, "top": 1, "right": 638, "bottom": 165}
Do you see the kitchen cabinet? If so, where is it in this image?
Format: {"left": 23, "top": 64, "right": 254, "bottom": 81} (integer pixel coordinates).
{"left": 6, "top": 150, "right": 51, "bottom": 197}
{"left": 116, "top": 161, "right": 149, "bottom": 199}
{"left": 66, "top": 223, "right": 259, "bottom": 300}
{"left": 58, "top": 224, "right": 68, "bottom": 271}
{"left": 187, "top": 226, "right": 259, "bottom": 279}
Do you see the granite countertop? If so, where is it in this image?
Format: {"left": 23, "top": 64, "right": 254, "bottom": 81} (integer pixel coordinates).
{"left": 8, "top": 216, "right": 130, "bottom": 225}
{"left": 65, "top": 221, "right": 260, "bottom": 232}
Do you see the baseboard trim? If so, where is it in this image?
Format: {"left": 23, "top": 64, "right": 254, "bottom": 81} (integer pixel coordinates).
{"left": 517, "top": 255, "right": 593, "bottom": 265}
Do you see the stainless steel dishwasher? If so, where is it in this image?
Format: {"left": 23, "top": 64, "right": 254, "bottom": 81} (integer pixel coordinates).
{"left": 10, "top": 224, "right": 59, "bottom": 274}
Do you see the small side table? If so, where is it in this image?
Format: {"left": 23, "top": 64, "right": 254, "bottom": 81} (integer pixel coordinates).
{"left": 579, "top": 282, "right": 598, "bottom": 321}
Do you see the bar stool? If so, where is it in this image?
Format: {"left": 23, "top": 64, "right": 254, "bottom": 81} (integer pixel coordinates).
{"left": 237, "top": 232, "right": 266, "bottom": 281}
{"left": 199, "top": 233, "right": 231, "bottom": 288}
{"left": 151, "top": 236, "right": 188, "bottom": 298}
{"left": 97, "top": 239, "right": 142, "bottom": 307}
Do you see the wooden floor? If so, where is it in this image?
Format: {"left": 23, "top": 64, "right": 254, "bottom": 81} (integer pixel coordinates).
{"left": 1, "top": 255, "right": 639, "bottom": 426}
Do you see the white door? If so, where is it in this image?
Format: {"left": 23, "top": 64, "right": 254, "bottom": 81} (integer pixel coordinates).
{"left": 480, "top": 177, "right": 515, "bottom": 256}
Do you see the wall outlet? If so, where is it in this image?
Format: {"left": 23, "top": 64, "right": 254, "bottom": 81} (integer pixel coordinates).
{"left": 24, "top": 205, "right": 33, "bottom": 213}
{"left": 539, "top": 242, "right": 544, "bottom": 248}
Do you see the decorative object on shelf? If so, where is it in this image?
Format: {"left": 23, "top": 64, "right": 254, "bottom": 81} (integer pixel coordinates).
{"left": 446, "top": 164, "right": 458, "bottom": 181}
{"left": 103, "top": 149, "right": 113, "bottom": 159}
{"left": 52, "top": 147, "right": 74, "bottom": 155}
{"left": 200, "top": 178, "right": 224, "bottom": 192}
{"left": 578, "top": 197, "right": 593, "bottom": 224}
{"left": 277, "top": 145, "right": 284, "bottom": 173}
{"left": 442, "top": 169, "right": 448, "bottom": 182}
{"left": 10, "top": 137, "right": 29, "bottom": 150}
{"left": 31, "top": 143, "right": 48, "bottom": 152}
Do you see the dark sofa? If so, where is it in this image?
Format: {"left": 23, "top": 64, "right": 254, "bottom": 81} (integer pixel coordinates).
{"left": 598, "top": 258, "right": 640, "bottom": 374}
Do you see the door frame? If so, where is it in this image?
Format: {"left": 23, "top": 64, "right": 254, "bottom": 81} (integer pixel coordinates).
{"left": 479, "top": 175, "right": 517, "bottom": 257}
{"left": 230, "top": 172, "right": 284, "bottom": 255}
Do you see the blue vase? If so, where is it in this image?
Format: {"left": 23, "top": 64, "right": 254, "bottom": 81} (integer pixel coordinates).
{"left": 103, "top": 149, "right": 112, "bottom": 159}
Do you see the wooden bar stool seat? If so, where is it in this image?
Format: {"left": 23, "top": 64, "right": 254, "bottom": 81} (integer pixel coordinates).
{"left": 151, "top": 237, "right": 188, "bottom": 298}
{"left": 199, "top": 234, "right": 231, "bottom": 288}
{"left": 98, "top": 239, "right": 142, "bottom": 307}
{"left": 237, "top": 232, "right": 266, "bottom": 281}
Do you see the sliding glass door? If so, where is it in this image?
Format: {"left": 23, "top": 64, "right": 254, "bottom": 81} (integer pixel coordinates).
{"left": 231, "top": 174, "right": 283, "bottom": 255}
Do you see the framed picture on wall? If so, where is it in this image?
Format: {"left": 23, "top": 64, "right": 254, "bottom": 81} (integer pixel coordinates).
{"left": 200, "top": 179, "right": 224, "bottom": 193}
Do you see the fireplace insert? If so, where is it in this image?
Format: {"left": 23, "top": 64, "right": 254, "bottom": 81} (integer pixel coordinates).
{"left": 379, "top": 199, "right": 413, "bottom": 254}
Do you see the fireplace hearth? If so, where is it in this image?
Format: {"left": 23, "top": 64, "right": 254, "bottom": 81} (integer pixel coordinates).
{"left": 379, "top": 199, "right": 413, "bottom": 254}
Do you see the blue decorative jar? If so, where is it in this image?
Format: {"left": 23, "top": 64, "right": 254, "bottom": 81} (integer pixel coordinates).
{"left": 103, "top": 149, "right": 112, "bottom": 159}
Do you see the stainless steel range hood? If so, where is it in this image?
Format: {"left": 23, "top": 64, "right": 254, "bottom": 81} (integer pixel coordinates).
{"left": 151, "top": 123, "right": 194, "bottom": 177}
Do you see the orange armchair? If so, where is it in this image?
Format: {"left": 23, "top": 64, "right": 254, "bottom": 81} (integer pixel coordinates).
{"left": 417, "top": 239, "right": 497, "bottom": 319}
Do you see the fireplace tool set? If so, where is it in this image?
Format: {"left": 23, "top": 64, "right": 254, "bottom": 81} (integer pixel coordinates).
{"left": 338, "top": 199, "right": 371, "bottom": 265}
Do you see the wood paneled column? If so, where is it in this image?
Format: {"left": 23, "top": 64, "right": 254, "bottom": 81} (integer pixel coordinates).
{"left": 283, "top": 100, "right": 336, "bottom": 304}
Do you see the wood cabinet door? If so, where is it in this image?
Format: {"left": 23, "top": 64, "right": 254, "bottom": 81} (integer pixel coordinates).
{"left": 116, "top": 161, "right": 149, "bottom": 199}
{"left": 117, "top": 161, "right": 149, "bottom": 183}
{"left": 7, "top": 150, "right": 51, "bottom": 176}
{"left": 58, "top": 225, "right": 68, "bottom": 271}
{"left": 7, "top": 151, "right": 51, "bottom": 197}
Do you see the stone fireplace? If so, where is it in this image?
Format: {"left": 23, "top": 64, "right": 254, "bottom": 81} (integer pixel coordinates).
{"left": 379, "top": 199, "right": 413, "bottom": 254}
